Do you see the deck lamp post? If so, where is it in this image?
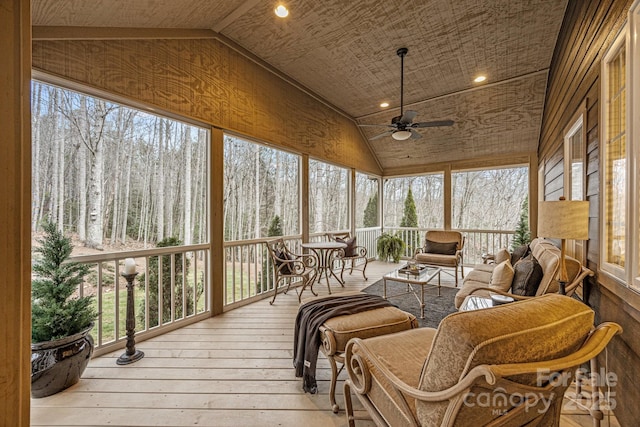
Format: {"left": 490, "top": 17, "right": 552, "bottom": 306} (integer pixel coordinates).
{"left": 117, "top": 258, "right": 145, "bottom": 365}
{"left": 538, "top": 197, "right": 589, "bottom": 294}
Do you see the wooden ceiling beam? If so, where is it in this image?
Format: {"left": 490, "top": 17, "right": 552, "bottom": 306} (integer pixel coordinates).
{"left": 32, "top": 26, "right": 217, "bottom": 40}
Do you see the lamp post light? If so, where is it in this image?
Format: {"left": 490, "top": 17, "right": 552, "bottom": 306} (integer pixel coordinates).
{"left": 117, "top": 258, "right": 144, "bottom": 365}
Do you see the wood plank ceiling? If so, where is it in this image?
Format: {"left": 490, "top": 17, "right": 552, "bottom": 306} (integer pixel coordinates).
{"left": 31, "top": 0, "right": 568, "bottom": 171}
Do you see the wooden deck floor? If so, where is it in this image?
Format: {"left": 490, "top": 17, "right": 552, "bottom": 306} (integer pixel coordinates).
{"left": 31, "top": 261, "right": 618, "bottom": 427}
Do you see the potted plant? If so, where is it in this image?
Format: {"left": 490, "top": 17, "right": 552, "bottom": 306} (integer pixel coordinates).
{"left": 376, "top": 232, "right": 406, "bottom": 263}
{"left": 31, "top": 220, "right": 98, "bottom": 398}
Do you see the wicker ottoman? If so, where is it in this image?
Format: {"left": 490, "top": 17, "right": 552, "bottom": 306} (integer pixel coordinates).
{"left": 317, "top": 299, "right": 418, "bottom": 413}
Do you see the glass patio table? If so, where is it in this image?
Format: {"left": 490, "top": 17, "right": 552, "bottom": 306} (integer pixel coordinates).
{"left": 382, "top": 264, "right": 441, "bottom": 319}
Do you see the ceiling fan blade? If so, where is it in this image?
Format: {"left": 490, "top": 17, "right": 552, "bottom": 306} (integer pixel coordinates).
{"left": 399, "top": 110, "right": 418, "bottom": 124}
{"left": 358, "top": 123, "right": 395, "bottom": 128}
{"left": 410, "top": 129, "right": 422, "bottom": 139}
{"left": 369, "top": 130, "right": 393, "bottom": 140}
{"left": 412, "top": 119, "right": 454, "bottom": 128}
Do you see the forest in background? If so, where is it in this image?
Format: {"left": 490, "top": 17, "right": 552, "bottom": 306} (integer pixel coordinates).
{"left": 32, "top": 81, "right": 528, "bottom": 255}
{"left": 31, "top": 81, "right": 208, "bottom": 250}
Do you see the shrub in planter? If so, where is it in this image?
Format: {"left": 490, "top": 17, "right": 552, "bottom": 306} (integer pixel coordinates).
{"left": 31, "top": 221, "right": 98, "bottom": 398}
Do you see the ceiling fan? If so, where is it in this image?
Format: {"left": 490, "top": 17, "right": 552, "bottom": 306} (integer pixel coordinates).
{"left": 359, "top": 47, "right": 454, "bottom": 141}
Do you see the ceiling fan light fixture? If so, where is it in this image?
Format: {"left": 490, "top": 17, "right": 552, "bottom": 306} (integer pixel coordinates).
{"left": 392, "top": 130, "right": 412, "bottom": 140}
{"left": 274, "top": 4, "right": 289, "bottom": 18}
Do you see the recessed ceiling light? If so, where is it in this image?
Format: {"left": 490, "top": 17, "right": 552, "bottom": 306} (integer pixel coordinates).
{"left": 474, "top": 75, "right": 487, "bottom": 83}
{"left": 380, "top": 102, "right": 389, "bottom": 108}
{"left": 274, "top": 5, "right": 289, "bottom": 18}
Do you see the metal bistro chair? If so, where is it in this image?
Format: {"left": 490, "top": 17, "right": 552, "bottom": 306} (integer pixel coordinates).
{"left": 326, "top": 232, "right": 369, "bottom": 282}
{"left": 266, "top": 238, "right": 318, "bottom": 305}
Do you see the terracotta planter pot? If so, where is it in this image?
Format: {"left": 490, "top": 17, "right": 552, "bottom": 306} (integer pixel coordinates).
{"left": 31, "top": 326, "right": 94, "bottom": 398}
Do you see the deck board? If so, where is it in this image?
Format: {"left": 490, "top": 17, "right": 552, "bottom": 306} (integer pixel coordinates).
{"left": 30, "top": 261, "right": 606, "bottom": 426}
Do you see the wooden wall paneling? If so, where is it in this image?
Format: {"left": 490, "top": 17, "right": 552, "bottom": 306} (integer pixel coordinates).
{"left": 0, "top": 1, "right": 32, "bottom": 425}
{"left": 540, "top": 0, "right": 631, "bottom": 161}
{"left": 31, "top": 38, "right": 382, "bottom": 176}
{"left": 591, "top": 284, "right": 640, "bottom": 425}
{"left": 540, "top": 0, "right": 600, "bottom": 158}
{"left": 382, "top": 153, "right": 533, "bottom": 178}
{"left": 543, "top": 146, "right": 564, "bottom": 199}
{"left": 540, "top": 2, "right": 640, "bottom": 424}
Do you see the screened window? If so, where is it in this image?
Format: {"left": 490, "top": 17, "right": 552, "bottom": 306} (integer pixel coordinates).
{"left": 564, "top": 110, "right": 586, "bottom": 262}
{"left": 602, "top": 30, "right": 627, "bottom": 274}
{"left": 308, "top": 159, "right": 348, "bottom": 233}
{"left": 384, "top": 174, "right": 444, "bottom": 229}
{"left": 601, "top": 7, "right": 640, "bottom": 290}
{"left": 223, "top": 135, "right": 299, "bottom": 240}
{"left": 452, "top": 167, "right": 528, "bottom": 230}
{"left": 31, "top": 80, "right": 209, "bottom": 250}
{"left": 355, "top": 172, "right": 379, "bottom": 228}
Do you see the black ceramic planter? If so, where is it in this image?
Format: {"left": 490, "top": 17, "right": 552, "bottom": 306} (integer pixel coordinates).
{"left": 31, "top": 326, "right": 94, "bottom": 398}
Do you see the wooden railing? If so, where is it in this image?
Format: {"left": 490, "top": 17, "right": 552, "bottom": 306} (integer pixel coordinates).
{"left": 70, "top": 244, "right": 210, "bottom": 357}
{"left": 223, "top": 235, "right": 303, "bottom": 309}
{"left": 64, "top": 227, "right": 514, "bottom": 356}
{"left": 223, "top": 228, "right": 382, "bottom": 309}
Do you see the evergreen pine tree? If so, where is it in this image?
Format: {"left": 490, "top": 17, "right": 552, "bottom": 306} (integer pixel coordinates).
{"left": 400, "top": 187, "right": 418, "bottom": 227}
{"left": 400, "top": 187, "right": 419, "bottom": 252}
{"left": 363, "top": 194, "right": 378, "bottom": 227}
{"left": 267, "top": 215, "right": 284, "bottom": 237}
{"left": 31, "top": 220, "right": 98, "bottom": 343}
{"left": 138, "top": 236, "right": 197, "bottom": 327}
{"left": 511, "top": 196, "right": 531, "bottom": 250}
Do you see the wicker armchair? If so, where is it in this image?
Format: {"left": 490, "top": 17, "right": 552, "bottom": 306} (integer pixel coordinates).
{"left": 265, "top": 238, "right": 317, "bottom": 305}
{"left": 344, "top": 294, "right": 621, "bottom": 426}
{"left": 326, "top": 232, "right": 368, "bottom": 282}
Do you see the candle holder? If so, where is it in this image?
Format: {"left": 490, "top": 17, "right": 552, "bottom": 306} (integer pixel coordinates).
{"left": 116, "top": 272, "right": 144, "bottom": 365}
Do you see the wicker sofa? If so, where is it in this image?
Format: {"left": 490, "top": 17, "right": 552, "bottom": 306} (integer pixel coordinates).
{"left": 453, "top": 238, "right": 593, "bottom": 309}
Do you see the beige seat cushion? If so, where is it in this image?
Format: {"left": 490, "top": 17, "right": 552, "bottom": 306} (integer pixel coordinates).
{"left": 351, "top": 328, "right": 437, "bottom": 423}
{"left": 416, "top": 294, "right": 595, "bottom": 426}
{"left": 321, "top": 306, "right": 417, "bottom": 354}
{"left": 415, "top": 252, "right": 458, "bottom": 266}
{"left": 453, "top": 265, "right": 493, "bottom": 307}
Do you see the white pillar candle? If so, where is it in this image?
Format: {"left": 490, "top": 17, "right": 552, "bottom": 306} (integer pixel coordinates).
{"left": 124, "top": 258, "right": 136, "bottom": 274}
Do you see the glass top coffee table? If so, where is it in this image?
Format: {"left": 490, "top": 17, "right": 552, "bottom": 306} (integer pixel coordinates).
{"left": 382, "top": 264, "right": 441, "bottom": 319}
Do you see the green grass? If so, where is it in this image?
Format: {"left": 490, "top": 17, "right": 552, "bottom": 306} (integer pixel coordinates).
{"left": 90, "top": 275, "right": 206, "bottom": 344}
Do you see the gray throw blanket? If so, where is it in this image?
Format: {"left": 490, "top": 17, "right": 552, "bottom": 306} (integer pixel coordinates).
{"left": 293, "top": 293, "right": 395, "bottom": 393}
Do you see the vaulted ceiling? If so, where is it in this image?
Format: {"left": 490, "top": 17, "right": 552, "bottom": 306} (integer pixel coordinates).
{"left": 31, "top": 0, "right": 569, "bottom": 171}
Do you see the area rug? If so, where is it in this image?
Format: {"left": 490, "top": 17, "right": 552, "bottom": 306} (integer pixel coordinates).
{"left": 362, "top": 279, "right": 459, "bottom": 328}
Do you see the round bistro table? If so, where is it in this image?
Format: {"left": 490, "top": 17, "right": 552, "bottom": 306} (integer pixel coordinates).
{"left": 301, "top": 241, "right": 347, "bottom": 293}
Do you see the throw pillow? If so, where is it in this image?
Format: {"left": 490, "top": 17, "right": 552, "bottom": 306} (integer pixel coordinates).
{"left": 511, "top": 255, "right": 544, "bottom": 296}
{"left": 489, "top": 259, "right": 515, "bottom": 292}
{"left": 424, "top": 239, "right": 458, "bottom": 255}
{"left": 494, "top": 248, "right": 510, "bottom": 265}
{"left": 274, "top": 249, "right": 293, "bottom": 275}
{"left": 335, "top": 236, "right": 357, "bottom": 257}
{"left": 510, "top": 244, "right": 531, "bottom": 266}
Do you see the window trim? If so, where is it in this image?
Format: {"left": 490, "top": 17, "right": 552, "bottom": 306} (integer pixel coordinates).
{"left": 600, "top": 1, "right": 640, "bottom": 290}
{"left": 630, "top": 0, "right": 640, "bottom": 288}
{"left": 563, "top": 101, "right": 587, "bottom": 264}
{"left": 600, "top": 23, "right": 628, "bottom": 282}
